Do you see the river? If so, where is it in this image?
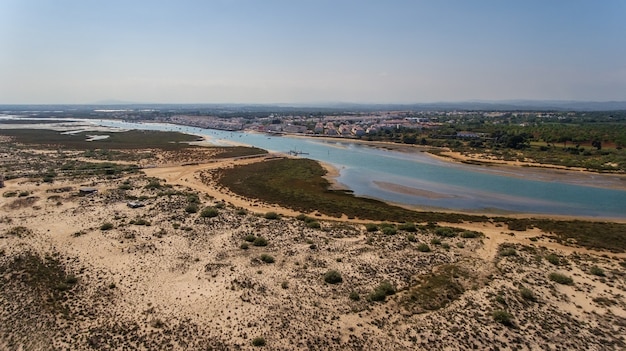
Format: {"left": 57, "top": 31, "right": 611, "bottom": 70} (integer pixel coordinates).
{"left": 96, "top": 120, "right": 626, "bottom": 219}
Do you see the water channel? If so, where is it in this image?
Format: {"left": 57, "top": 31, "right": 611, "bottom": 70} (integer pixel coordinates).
{"left": 95, "top": 120, "right": 626, "bottom": 219}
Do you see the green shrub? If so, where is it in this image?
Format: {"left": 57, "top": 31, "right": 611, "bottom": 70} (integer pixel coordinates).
{"left": 407, "top": 233, "right": 417, "bottom": 242}
{"left": 144, "top": 179, "right": 162, "bottom": 190}
{"left": 460, "top": 230, "right": 480, "bottom": 238}
{"left": 492, "top": 310, "right": 513, "bottom": 326}
{"left": 549, "top": 272, "right": 574, "bottom": 285}
{"left": 100, "top": 222, "right": 114, "bottom": 231}
{"left": 200, "top": 207, "right": 219, "bottom": 218}
{"left": 253, "top": 237, "right": 268, "bottom": 246}
{"left": 264, "top": 212, "right": 279, "bottom": 220}
{"left": 519, "top": 287, "right": 536, "bottom": 302}
{"left": 349, "top": 291, "right": 360, "bottom": 301}
{"left": 545, "top": 253, "right": 560, "bottom": 265}
{"left": 130, "top": 218, "right": 151, "bottom": 226}
{"left": 365, "top": 223, "right": 378, "bottom": 232}
{"left": 306, "top": 221, "right": 321, "bottom": 229}
{"left": 244, "top": 234, "right": 256, "bottom": 242}
{"left": 251, "top": 337, "right": 266, "bottom": 347}
{"left": 260, "top": 254, "right": 275, "bottom": 263}
{"left": 187, "top": 194, "right": 200, "bottom": 204}
{"left": 430, "top": 237, "right": 441, "bottom": 245}
{"left": 185, "top": 203, "right": 198, "bottom": 213}
{"left": 296, "top": 214, "right": 307, "bottom": 221}
{"left": 398, "top": 222, "right": 417, "bottom": 232}
{"left": 382, "top": 227, "right": 397, "bottom": 235}
{"left": 417, "top": 243, "right": 431, "bottom": 252}
{"left": 368, "top": 281, "right": 396, "bottom": 302}
{"left": 589, "top": 266, "right": 605, "bottom": 277}
{"left": 240, "top": 243, "right": 249, "bottom": 250}
{"left": 499, "top": 248, "right": 517, "bottom": 257}
{"left": 324, "top": 270, "right": 343, "bottom": 284}
{"left": 435, "top": 227, "right": 457, "bottom": 238}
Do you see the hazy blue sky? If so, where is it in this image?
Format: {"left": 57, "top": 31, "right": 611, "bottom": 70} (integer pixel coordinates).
{"left": 1, "top": 0, "right": 625, "bottom": 104}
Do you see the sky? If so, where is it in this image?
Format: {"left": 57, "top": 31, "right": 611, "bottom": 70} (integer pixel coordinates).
{"left": 1, "top": 0, "right": 625, "bottom": 104}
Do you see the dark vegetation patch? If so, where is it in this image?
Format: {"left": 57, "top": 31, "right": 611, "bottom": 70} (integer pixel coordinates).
{"left": 368, "top": 281, "right": 397, "bottom": 302}
{"left": 499, "top": 218, "right": 626, "bottom": 252}
{"left": 0, "top": 251, "right": 78, "bottom": 315}
{"left": 400, "top": 264, "right": 470, "bottom": 312}
{"left": 216, "top": 158, "right": 625, "bottom": 252}
{"left": 323, "top": 270, "right": 343, "bottom": 284}
{"left": 211, "top": 146, "right": 267, "bottom": 159}
{"left": 216, "top": 158, "right": 482, "bottom": 223}
{"left": 549, "top": 272, "right": 574, "bottom": 285}
{"left": 0, "top": 129, "right": 199, "bottom": 150}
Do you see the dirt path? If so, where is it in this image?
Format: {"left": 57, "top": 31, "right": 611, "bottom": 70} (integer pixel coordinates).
{"left": 142, "top": 157, "right": 352, "bottom": 222}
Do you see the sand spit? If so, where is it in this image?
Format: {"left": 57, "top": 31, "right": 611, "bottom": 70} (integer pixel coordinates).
{"left": 0, "top": 152, "right": 625, "bottom": 350}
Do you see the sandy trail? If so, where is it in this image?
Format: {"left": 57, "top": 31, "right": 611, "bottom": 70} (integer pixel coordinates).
{"left": 143, "top": 157, "right": 348, "bottom": 221}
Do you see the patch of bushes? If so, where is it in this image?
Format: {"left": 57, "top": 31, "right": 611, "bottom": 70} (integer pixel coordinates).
{"left": 253, "top": 237, "right": 268, "bottom": 246}
{"left": 407, "top": 234, "right": 417, "bottom": 242}
{"left": 368, "top": 281, "right": 396, "bottom": 302}
{"left": 549, "top": 272, "right": 574, "bottom": 285}
{"left": 244, "top": 234, "right": 257, "bottom": 242}
{"left": 365, "top": 223, "right": 378, "bottom": 232}
{"left": 401, "top": 264, "right": 467, "bottom": 311}
{"left": 382, "top": 226, "right": 397, "bottom": 235}
{"left": 260, "top": 254, "right": 275, "bottom": 264}
{"left": 324, "top": 270, "right": 343, "bottom": 284}
{"left": 130, "top": 218, "right": 151, "bottom": 226}
{"left": 264, "top": 212, "right": 279, "bottom": 220}
{"left": 545, "top": 253, "right": 561, "bottom": 265}
{"left": 398, "top": 222, "right": 417, "bottom": 232}
{"left": 144, "top": 179, "right": 163, "bottom": 190}
{"left": 251, "top": 337, "right": 266, "bottom": 347}
{"left": 435, "top": 227, "right": 458, "bottom": 238}
{"left": 185, "top": 203, "right": 199, "bottom": 213}
{"left": 100, "top": 222, "right": 114, "bottom": 231}
{"left": 589, "top": 266, "right": 605, "bottom": 277}
{"left": 519, "top": 287, "right": 536, "bottom": 302}
{"left": 200, "top": 207, "right": 219, "bottom": 218}
{"left": 460, "top": 230, "right": 481, "bottom": 238}
{"left": 499, "top": 247, "right": 517, "bottom": 257}
{"left": 417, "top": 243, "right": 431, "bottom": 252}
{"left": 306, "top": 221, "right": 321, "bottom": 229}
{"left": 492, "top": 310, "right": 514, "bottom": 326}
{"left": 349, "top": 291, "right": 360, "bottom": 301}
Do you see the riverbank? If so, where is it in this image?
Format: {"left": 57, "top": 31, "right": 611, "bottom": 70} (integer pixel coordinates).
{"left": 288, "top": 133, "right": 626, "bottom": 191}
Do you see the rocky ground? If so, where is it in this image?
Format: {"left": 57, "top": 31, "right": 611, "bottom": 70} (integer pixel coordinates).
{"left": 0, "top": 145, "right": 625, "bottom": 350}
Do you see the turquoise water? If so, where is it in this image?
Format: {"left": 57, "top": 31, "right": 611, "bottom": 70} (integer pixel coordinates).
{"left": 98, "top": 120, "right": 626, "bottom": 218}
